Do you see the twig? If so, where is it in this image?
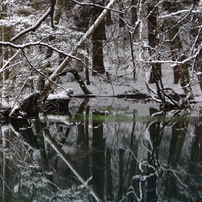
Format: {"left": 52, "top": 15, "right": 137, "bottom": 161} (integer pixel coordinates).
{"left": 22, "top": 49, "right": 69, "bottom": 96}
{"left": 70, "top": 0, "right": 124, "bottom": 13}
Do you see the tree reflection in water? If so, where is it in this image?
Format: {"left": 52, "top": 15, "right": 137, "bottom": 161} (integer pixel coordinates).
{"left": 0, "top": 99, "right": 201, "bottom": 202}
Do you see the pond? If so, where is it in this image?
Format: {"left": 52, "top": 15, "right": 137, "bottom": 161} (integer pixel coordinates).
{"left": 0, "top": 97, "right": 202, "bottom": 202}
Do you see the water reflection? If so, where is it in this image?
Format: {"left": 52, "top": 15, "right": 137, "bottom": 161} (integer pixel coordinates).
{"left": 0, "top": 98, "right": 202, "bottom": 201}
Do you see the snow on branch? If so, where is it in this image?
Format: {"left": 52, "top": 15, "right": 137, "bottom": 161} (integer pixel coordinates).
{"left": 44, "top": 0, "right": 117, "bottom": 94}
{"left": 0, "top": 41, "right": 86, "bottom": 64}
{"left": 50, "top": 0, "right": 56, "bottom": 27}
{"left": 21, "top": 49, "right": 70, "bottom": 96}
{"left": 70, "top": 0, "right": 124, "bottom": 13}
{"left": 11, "top": 7, "right": 52, "bottom": 42}
{"left": 159, "top": 9, "right": 192, "bottom": 19}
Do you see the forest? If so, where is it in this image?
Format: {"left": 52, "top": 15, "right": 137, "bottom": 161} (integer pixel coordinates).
{"left": 0, "top": 0, "right": 201, "bottom": 116}
{"left": 0, "top": 1, "right": 202, "bottom": 202}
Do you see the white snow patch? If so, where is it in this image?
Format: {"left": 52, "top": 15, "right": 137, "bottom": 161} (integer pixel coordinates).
{"left": 47, "top": 88, "right": 74, "bottom": 100}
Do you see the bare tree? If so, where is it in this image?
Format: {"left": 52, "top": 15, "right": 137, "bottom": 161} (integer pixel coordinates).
{"left": 1, "top": 1, "right": 10, "bottom": 81}
{"left": 91, "top": 0, "right": 106, "bottom": 75}
{"left": 147, "top": 2, "right": 161, "bottom": 84}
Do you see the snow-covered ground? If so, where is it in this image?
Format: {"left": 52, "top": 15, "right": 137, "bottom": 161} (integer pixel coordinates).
{"left": 59, "top": 66, "right": 202, "bottom": 99}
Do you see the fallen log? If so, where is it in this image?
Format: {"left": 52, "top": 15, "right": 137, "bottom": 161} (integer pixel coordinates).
{"left": 42, "top": 90, "right": 72, "bottom": 114}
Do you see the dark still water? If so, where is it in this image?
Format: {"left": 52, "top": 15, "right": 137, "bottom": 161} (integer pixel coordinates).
{"left": 0, "top": 98, "right": 202, "bottom": 202}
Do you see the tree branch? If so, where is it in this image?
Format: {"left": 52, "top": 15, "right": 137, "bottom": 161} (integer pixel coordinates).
{"left": 44, "top": 0, "right": 117, "bottom": 95}
{"left": 0, "top": 41, "right": 89, "bottom": 67}
{"left": 22, "top": 49, "right": 69, "bottom": 95}
{"left": 11, "top": 7, "right": 52, "bottom": 42}
{"left": 70, "top": 0, "right": 124, "bottom": 13}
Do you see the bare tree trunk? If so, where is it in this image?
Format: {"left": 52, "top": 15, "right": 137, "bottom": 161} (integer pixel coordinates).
{"left": 169, "top": 25, "right": 181, "bottom": 84}
{"left": 178, "top": 55, "right": 192, "bottom": 96}
{"left": 1, "top": 2, "right": 10, "bottom": 81}
{"left": 163, "top": 2, "right": 184, "bottom": 84}
{"left": 163, "top": 2, "right": 193, "bottom": 97}
{"left": 131, "top": 0, "right": 138, "bottom": 79}
{"left": 0, "top": 1, "right": 12, "bottom": 102}
{"left": 92, "top": 36, "right": 105, "bottom": 75}
{"left": 119, "top": 1, "right": 124, "bottom": 27}
{"left": 44, "top": 0, "right": 63, "bottom": 68}
{"left": 105, "top": 0, "right": 113, "bottom": 26}
{"left": 192, "top": 12, "right": 202, "bottom": 91}
{"left": 196, "top": 48, "right": 202, "bottom": 91}
{"left": 148, "top": 4, "right": 161, "bottom": 84}
{"left": 54, "top": 0, "right": 64, "bottom": 24}
{"left": 92, "top": 1, "right": 106, "bottom": 75}
{"left": 131, "top": 0, "right": 137, "bottom": 26}
{"left": 170, "top": 29, "right": 192, "bottom": 95}
{"left": 129, "top": 33, "right": 136, "bottom": 79}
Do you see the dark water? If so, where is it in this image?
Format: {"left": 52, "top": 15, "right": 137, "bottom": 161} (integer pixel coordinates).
{"left": 0, "top": 98, "right": 202, "bottom": 202}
